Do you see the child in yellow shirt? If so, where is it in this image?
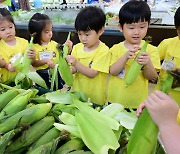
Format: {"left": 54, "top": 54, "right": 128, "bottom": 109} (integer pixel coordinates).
{"left": 0, "top": 8, "right": 35, "bottom": 84}
{"left": 66, "top": 6, "right": 110, "bottom": 105}
{"left": 28, "top": 13, "right": 72, "bottom": 90}
{"left": 107, "top": 1, "right": 160, "bottom": 108}
{"left": 157, "top": 7, "right": 180, "bottom": 105}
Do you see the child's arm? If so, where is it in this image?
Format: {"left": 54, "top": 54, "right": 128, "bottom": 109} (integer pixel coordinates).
{"left": 110, "top": 45, "right": 140, "bottom": 76}
{"left": 137, "top": 52, "right": 157, "bottom": 81}
{"left": 0, "top": 59, "right": 16, "bottom": 72}
{"left": 66, "top": 55, "right": 98, "bottom": 78}
{"left": 143, "top": 90, "right": 180, "bottom": 154}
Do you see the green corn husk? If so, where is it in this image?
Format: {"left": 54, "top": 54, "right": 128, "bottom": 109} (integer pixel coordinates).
{"left": 125, "top": 41, "right": 148, "bottom": 86}
{"left": 6, "top": 116, "right": 54, "bottom": 152}
{"left": 0, "top": 89, "right": 19, "bottom": 112}
{"left": 0, "top": 103, "right": 52, "bottom": 134}
{"left": 55, "top": 138, "right": 84, "bottom": 154}
{"left": 31, "top": 127, "right": 60, "bottom": 149}
{"left": 63, "top": 32, "right": 71, "bottom": 58}
{"left": 57, "top": 44, "right": 73, "bottom": 86}
{"left": 127, "top": 72, "right": 174, "bottom": 154}
{"left": 0, "top": 130, "right": 15, "bottom": 153}
{"left": 0, "top": 89, "right": 34, "bottom": 118}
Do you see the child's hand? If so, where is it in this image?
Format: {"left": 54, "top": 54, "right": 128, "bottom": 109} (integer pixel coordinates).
{"left": 5, "top": 63, "right": 16, "bottom": 72}
{"left": 126, "top": 45, "right": 141, "bottom": 59}
{"left": 136, "top": 102, "right": 145, "bottom": 117}
{"left": 65, "top": 40, "right": 73, "bottom": 54}
{"left": 27, "top": 49, "right": 36, "bottom": 59}
{"left": 70, "top": 65, "right": 77, "bottom": 73}
{"left": 137, "top": 52, "right": 150, "bottom": 65}
{"left": 66, "top": 55, "right": 76, "bottom": 66}
{"left": 144, "top": 90, "right": 179, "bottom": 128}
{"left": 46, "top": 59, "right": 55, "bottom": 69}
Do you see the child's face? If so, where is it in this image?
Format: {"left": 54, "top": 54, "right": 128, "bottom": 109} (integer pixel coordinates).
{"left": 77, "top": 29, "right": 103, "bottom": 49}
{"left": 41, "top": 22, "right": 53, "bottom": 44}
{"left": 0, "top": 19, "right": 16, "bottom": 42}
{"left": 119, "top": 21, "right": 149, "bottom": 45}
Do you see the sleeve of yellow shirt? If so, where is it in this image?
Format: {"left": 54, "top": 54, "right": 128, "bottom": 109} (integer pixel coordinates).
{"left": 158, "top": 39, "right": 169, "bottom": 60}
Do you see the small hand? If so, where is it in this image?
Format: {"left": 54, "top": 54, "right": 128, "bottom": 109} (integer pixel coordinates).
{"left": 70, "top": 65, "right": 77, "bottom": 73}
{"left": 64, "top": 40, "right": 73, "bottom": 54}
{"left": 27, "top": 49, "right": 36, "bottom": 59}
{"left": 66, "top": 55, "right": 76, "bottom": 66}
{"left": 46, "top": 59, "right": 55, "bottom": 69}
{"left": 137, "top": 52, "right": 150, "bottom": 65}
{"left": 126, "top": 45, "right": 141, "bottom": 59}
{"left": 136, "top": 102, "right": 145, "bottom": 117}
{"left": 5, "top": 63, "right": 16, "bottom": 72}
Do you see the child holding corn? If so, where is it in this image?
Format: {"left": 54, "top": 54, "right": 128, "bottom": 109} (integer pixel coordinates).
{"left": 107, "top": 1, "right": 160, "bottom": 108}
{"left": 28, "top": 13, "right": 72, "bottom": 90}
{"left": 137, "top": 90, "right": 180, "bottom": 154}
{"left": 66, "top": 6, "right": 110, "bottom": 105}
{"left": 0, "top": 8, "right": 35, "bottom": 84}
{"left": 156, "top": 6, "right": 180, "bottom": 105}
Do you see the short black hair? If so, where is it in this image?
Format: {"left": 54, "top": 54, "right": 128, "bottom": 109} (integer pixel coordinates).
{"left": 119, "top": 0, "right": 151, "bottom": 28}
{"left": 0, "top": 8, "right": 15, "bottom": 26}
{"left": 174, "top": 7, "right": 180, "bottom": 29}
{"left": 28, "top": 13, "right": 52, "bottom": 45}
{"left": 75, "top": 6, "right": 106, "bottom": 33}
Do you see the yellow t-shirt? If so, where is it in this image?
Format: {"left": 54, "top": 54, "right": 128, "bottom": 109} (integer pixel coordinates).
{"left": 0, "top": 37, "right": 28, "bottom": 83}
{"left": 157, "top": 36, "right": 180, "bottom": 105}
{"left": 33, "top": 40, "right": 59, "bottom": 70}
{"left": 107, "top": 40, "right": 160, "bottom": 108}
{"left": 72, "top": 42, "right": 110, "bottom": 105}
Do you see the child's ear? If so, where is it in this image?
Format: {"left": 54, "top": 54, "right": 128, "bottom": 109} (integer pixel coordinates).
{"left": 98, "top": 26, "right": 105, "bottom": 36}
{"left": 118, "top": 23, "right": 123, "bottom": 32}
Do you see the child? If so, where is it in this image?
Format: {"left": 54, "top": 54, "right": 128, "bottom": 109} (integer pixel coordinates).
{"left": 137, "top": 90, "right": 180, "bottom": 154}
{"left": 66, "top": 6, "right": 110, "bottom": 105}
{"left": 28, "top": 13, "right": 72, "bottom": 90}
{"left": 0, "top": 8, "right": 35, "bottom": 84}
{"left": 156, "top": 7, "right": 180, "bottom": 105}
{"left": 107, "top": 1, "right": 160, "bottom": 108}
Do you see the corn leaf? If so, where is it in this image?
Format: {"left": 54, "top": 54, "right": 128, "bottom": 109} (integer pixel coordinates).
{"left": 75, "top": 111, "right": 120, "bottom": 154}
{"left": 46, "top": 91, "right": 73, "bottom": 104}
{"left": 50, "top": 64, "right": 59, "bottom": 91}
{"left": 59, "top": 112, "right": 76, "bottom": 125}
{"left": 26, "top": 71, "right": 48, "bottom": 89}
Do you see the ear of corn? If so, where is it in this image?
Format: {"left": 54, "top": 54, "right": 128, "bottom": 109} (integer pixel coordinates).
{"left": 127, "top": 72, "right": 174, "bottom": 154}
{"left": 0, "top": 103, "right": 52, "bottom": 134}
{"left": 32, "top": 127, "right": 60, "bottom": 149}
{"left": 0, "top": 89, "right": 19, "bottom": 112}
{"left": 125, "top": 41, "right": 148, "bottom": 86}
{"left": 0, "top": 130, "right": 15, "bottom": 153}
{"left": 6, "top": 116, "right": 54, "bottom": 152}
{"left": 55, "top": 138, "right": 84, "bottom": 154}
{"left": 0, "top": 89, "right": 34, "bottom": 118}
{"left": 57, "top": 45, "right": 73, "bottom": 86}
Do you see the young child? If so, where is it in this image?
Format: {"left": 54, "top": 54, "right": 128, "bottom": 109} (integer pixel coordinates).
{"left": 137, "top": 90, "right": 180, "bottom": 154}
{"left": 0, "top": 8, "right": 35, "bottom": 84}
{"left": 156, "top": 6, "right": 180, "bottom": 105}
{"left": 107, "top": 1, "right": 160, "bottom": 108}
{"left": 28, "top": 13, "right": 72, "bottom": 90}
{"left": 66, "top": 6, "right": 110, "bottom": 105}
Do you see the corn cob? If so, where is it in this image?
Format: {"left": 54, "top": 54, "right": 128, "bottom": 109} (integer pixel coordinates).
{"left": 55, "top": 138, "right": 84, "bottom": 154}
{"left": 125, "top": 40, "right": 148, "bottom": 86}
{"left": 6, "top": 116, "right": 54, "bottom": 152}
{"left": 127, "top": 72, "right": 174, "bottom": 154}
{"left": 0, "top": 89, "right": 33, "bottom": 118}
{"left": 0, "top": 130, "right": 15, "bottom": 153}
{"left": 31, "top": 127, "right": 60, "bottom": 149}
{"left": 57, "top": 44, "right": 73, "bottom": 86}
{"left": 0, "top": 89, "right": 19, "bottom": 112}
{"left": 0, "top": 103, "right": 52, "bottom": 134}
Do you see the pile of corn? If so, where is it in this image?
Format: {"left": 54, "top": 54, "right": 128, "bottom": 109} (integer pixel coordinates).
{"left": 0, "top": 86, "right": 139, "bottom": 154}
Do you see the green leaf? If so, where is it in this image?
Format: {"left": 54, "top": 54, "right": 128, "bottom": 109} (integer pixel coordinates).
{"left": 15, "top": 72, "right": 26, "bottom": 85}
{"left": 50, "top": 64, "right": 59, "bottom": 91}
{"left": 26, "top": 71, "right": 48, "bottom": 89}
